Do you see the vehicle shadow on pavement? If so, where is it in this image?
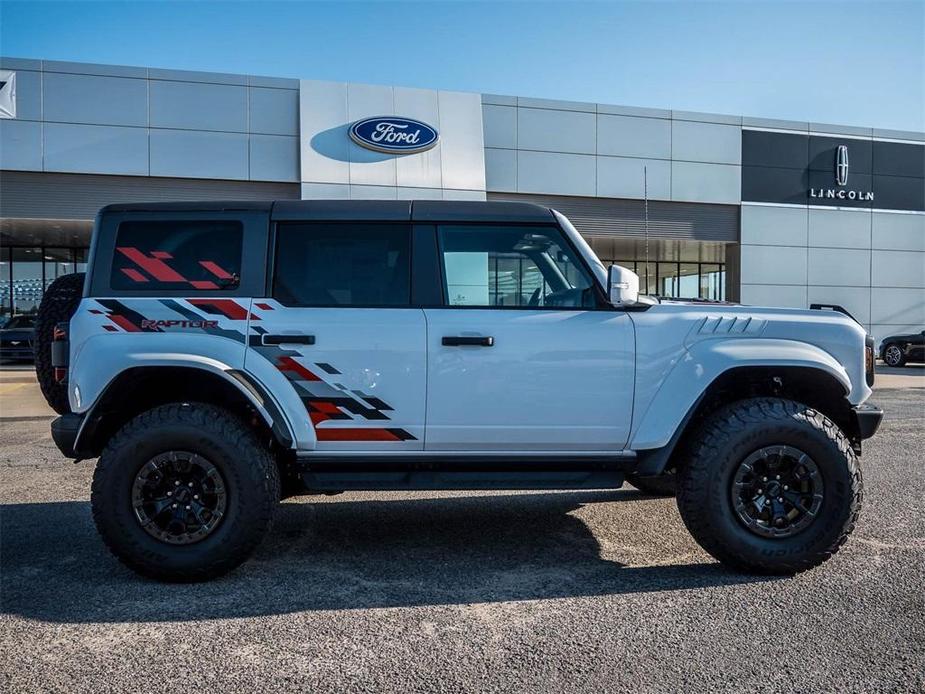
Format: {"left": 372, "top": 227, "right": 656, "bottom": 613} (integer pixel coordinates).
{"left": 0, "top": 491, "right": 777, "bottom": 624}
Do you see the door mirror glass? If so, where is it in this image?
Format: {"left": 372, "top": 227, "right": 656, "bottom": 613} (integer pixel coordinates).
{"left": 608, "top": 264, "right": 639, "bottom": 306}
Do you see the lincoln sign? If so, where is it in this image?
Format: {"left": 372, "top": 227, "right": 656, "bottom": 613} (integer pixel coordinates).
{"left": 808, "top": 142, "right": 874, "bottom": 202}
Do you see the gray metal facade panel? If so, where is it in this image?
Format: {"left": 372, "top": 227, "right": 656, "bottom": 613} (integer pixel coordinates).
{"left": 487, "top": 192, "right": 740, "bottom": 242}
{"left": 0, "top": 171, "right": 299, "bottom": 220}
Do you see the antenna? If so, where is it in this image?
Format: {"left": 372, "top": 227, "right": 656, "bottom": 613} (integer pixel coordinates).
{"left": 643, "top": 165, "right": 650, "bottom": 293}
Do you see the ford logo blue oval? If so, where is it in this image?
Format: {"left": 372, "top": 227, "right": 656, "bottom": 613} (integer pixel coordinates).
{"left": 349, "top": 116, "right": 439, "bottom": 154}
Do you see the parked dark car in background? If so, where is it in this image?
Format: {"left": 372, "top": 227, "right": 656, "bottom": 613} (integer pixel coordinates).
{"left": 0, "top": 315, "right": 36, "bottom": 363}
{"left": 879, "top": 329, "right": 925, "bottom": 367}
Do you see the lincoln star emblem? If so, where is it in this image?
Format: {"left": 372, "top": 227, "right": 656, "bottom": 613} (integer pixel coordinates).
{"left": 836, "top": 145, "right": 849, "bottom": 186}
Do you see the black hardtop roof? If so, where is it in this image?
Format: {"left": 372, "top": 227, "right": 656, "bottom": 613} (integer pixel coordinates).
{"left": 99, "top": 199, "right": 555, "bottom": 224}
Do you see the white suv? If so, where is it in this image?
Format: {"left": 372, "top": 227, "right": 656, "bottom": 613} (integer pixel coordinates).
{"left": 38, "top": 200, "right": 882, "bottom": 581}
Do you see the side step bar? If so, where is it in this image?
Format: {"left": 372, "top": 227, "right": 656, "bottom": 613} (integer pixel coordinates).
{"left": 300, "top": 469, "right": 625, "bottom": 492}
{"left": 294, "top": 455, "right": 634, "bottom": 491}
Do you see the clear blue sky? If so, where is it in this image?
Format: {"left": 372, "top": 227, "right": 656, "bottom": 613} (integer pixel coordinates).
{"left": 1, "top": 0, "right": 923, "bottom": 131}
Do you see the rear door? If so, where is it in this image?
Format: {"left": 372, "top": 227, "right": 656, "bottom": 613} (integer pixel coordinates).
{"left": 245, "top": 221, "right": 426, "bottom": 450}
{"left": 423, "top": 223, "right": 635, "bottom": 452}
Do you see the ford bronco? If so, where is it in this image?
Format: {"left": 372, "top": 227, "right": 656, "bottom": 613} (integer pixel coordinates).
{"left": 39, "top": 200, "right": 882, "bottom": 581}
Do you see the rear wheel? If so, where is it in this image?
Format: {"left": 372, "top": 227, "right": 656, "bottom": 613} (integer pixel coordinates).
{"left": 34, "top": 272, "right": 85, "bottom": 414}
{"left": 883, "top": 344, "right": 906, "bottom": 367}
{"left": 677, "top": 397, "right": 862, "bottom": 574}
{"left": 91, "top": 402, "right": 280, "bottom": 581}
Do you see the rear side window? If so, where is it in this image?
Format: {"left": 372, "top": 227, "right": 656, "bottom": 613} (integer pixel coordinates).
{"left": 273, "top": 223, "right": 411, "bottom": 307}
{"left": 110, "top": 221, "right": 243, "bottom": 291}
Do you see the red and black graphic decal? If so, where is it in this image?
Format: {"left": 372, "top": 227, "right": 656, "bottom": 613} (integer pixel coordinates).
{"left": 187, "top": 299, "right": 258, "bottom": 321}
{"left": 259, "top": 346, "right": 415, "bottom": 442}
{"left": 109, "top": 220, "right": 243, "bottom": 292}
{"left": 94, "top": 299, "right": 163, "bottom": 333}
{"left": 90, "top": 299, "right": 248, "bottom": 343}
{"left": 114, "top": 247, "right": 238, "bottom": 291}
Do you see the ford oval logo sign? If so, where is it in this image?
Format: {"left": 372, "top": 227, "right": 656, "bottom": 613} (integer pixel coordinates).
{"left": 349, "top": 116, "right": 439, "bottom": 154}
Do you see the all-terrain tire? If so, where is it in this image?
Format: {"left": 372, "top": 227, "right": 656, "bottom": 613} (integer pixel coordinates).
{"left": 677, "top": 397, "right": 862, "bottom": 574}
{"left": 91, "top": 402, "right": 280, "bottom": 582}
{"left": 34, "top": 272, "right": 85, "bottom": 414}
{"left": 627, "top": 470, "right": 677, "bottom": 497}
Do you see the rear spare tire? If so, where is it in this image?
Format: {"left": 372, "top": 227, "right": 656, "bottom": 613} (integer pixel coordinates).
{"left": 677, "top": 397, "right": 862, "bottom": 574}
{"left": 91, "top": 402, "right": 281, "bottom": 581}
{"left": 34, "top": 272, "right": 85, "bottom": 414}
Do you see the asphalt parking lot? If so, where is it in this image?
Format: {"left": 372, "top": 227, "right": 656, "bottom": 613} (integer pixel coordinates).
{"left": 1, "top": 375, "right": 923, "bottom": 693}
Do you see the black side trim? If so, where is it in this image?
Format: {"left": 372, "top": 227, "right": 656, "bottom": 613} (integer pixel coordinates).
{"left": 228, "top": 369, "right": 295, "bottom": 449}
{"left": 300, "top": 469, "right": 624, "bottom": 492}
{"left": 810, "top": 303, "right": 861, "bottom": 326}
{"left": 852, "top": 403, "right": 883, "bottom": 440}
{"left": 51, "top": 413, "right": 83, "bottom": 458}
{"left": 633, "top": 391, "right": 706, "bottom": 476}
{"left": 294, "top": 454, "right": 635, "bottom": 470}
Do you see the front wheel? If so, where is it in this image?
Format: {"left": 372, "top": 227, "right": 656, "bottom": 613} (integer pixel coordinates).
{"left": 677, "top": 398, "right": 862, "bottom": 574}
{"left": 883, "top": 344, "right": 906, "bottom": 367}
{"left": 91, "top": 403, "right": 280, "bottom": 581}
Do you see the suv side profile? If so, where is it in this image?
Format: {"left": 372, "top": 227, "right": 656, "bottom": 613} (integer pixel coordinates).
{"left": 42, "top": 200, "right": 882, "bottom": 581}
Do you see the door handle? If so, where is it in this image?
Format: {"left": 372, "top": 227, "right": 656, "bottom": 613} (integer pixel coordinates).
{"left": 442, "top": 336, "right": 494, "bottom": 347}
{"left": 262, "top": 334, "right": 315, "bottom": 346}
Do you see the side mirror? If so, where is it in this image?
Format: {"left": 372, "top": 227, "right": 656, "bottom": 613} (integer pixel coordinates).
{"left": 608, "top": 264, "right": 639, "bottom": 307}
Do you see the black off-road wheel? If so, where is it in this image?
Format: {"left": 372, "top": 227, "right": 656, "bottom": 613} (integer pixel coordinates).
{"left": 91, "top": 402, "right": 280, "bottom": 582}
{"left": 627, "top": 470, "right": 677, "bottom": 497}
{"left": 34, "top": 272, "right": 85, "bottom": 414}
{"left": 677, "top": 397, "right": 862, "bottom": 575}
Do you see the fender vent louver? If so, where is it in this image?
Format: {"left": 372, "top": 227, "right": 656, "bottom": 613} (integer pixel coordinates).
{"left": 697, "top": 316, "right": 767, "bottom": 336}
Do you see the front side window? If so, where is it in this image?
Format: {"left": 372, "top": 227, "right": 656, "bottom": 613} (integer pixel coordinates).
{"left": 273, "top": 223, "right": 411, "bottom": 307}
{"left": 438, "top": 225, "right": 596, "bottom": 308}
{"left": 111, "top": 220, "right": 242, "bottom": 291}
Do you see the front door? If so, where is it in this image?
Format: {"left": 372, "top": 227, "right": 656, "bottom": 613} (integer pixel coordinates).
{"left": 246, "top": 221, "right": 426, "bottom": 450}
{"left": 423, "top": 223, "right": 635, "bottom": 452}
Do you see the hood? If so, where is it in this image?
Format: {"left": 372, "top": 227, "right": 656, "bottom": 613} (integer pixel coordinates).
{"left": 0, "top": 328, "right": 34, "bottom": 339}
{"left": 882, "top": 331, "right": 923, "bottom": 341}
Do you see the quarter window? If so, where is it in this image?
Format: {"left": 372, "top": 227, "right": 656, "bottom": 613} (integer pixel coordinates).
{"left": 111, "top": 221, "right": 242, "bottom": 291}
{"left": 438, "top": 225, "right": 596, "bottom": 308}
{"left": 273, "top": 223, "right": 411, "bottom": 307}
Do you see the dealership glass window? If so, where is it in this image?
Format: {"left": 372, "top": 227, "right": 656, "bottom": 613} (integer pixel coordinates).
{"left": 11, "top": 248, "right": 44, "bottom": 315}
{"left": 43, "top": 248, "right": 75, "bottom": 290}
{"left": 439, "top": 226, "right": 596, "bottom": 308}
{"left": 701, "top": 264, "right": 724, "bottom": 301}
{"left": 0, "top": 247, "right": 11, "bottom": 323}
{"left": 659, "top": 263, "right": 681, "bottom": 297}
{"left": 610, "top": 259, "right": 726, "bottom": 301}
{"left": 75, "top": 248, "right": 88, "bottom": 275}
{"left": 1, "top": 246, "right": 91, "bottom": 322}
{"left": 273, "top": 223, "right": 411, "bottom": 307}
{"left": 111, "top": 220, "right": 243, "bottom": 291}
{"left": 678, "top": 263, "right": 700, "bottom": 298}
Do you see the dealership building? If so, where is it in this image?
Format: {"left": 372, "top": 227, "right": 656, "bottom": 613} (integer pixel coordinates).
{"left": 1, "top": 56, "right": 922, "bottom": 342}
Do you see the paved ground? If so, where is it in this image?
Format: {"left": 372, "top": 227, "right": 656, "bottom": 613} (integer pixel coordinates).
{"left": 0, "top": 375, "right": 923, "bottom": 693}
